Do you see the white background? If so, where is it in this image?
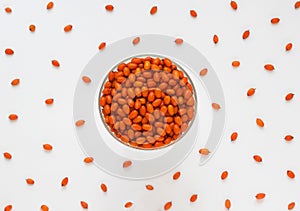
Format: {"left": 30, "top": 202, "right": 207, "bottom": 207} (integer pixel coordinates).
{"left": 1, "top": 0, "right": 300, "bottom": 210}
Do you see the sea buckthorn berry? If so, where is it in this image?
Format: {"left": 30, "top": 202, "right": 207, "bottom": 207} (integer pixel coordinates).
{"left": 242, "top": 30, "right": 250, "bottom": 39}
{"left": 5, "top": 7, "right": 12, "bottom": 13}
{"left": 288, "top": 202, "right": 295, "bottom": 210}
{"left": 150, "top": 6, "right": 157, "bottom": 15}
{"left": 232, "top": 60, "right": 240, "bottom": 67}
{"left": 225, "top": 199, "right": 231, "bottom": 209}
{"left": 11, "top": 78, "right": 20, "bottom": 86}
{"left": 199, "top": 148, "right": 210, "bottom": 155}
{"left": 47, "top": 2, "right": 54, "bottom": 10}
{"left": 287, "top": 170, "right": 295, "bottom": 179}
{"left": 256, "top": 118, "right": 264, "bottom": 127}
{"left": 43, "top": 144, "right": 53, "bottom": 151}
{"left": 286, "top": 43, "right": 293, "bottom": 51}
{"left": 41, "top": 205, "right": 49, "bottom": 211}
{"left": 173, "top": 171, "right": 181, "bottom": 180}
{"left": 190, "top": 10, "right": 197, "bottom": 18}
{"left": 5, "top": 48, "right": 14, "bottom": 55}
{"left": 80, "top": 201, "right": 88, "bottom": 209}
{"left": 123, "top": 160, "right": 132, "bottom": 168}
{"left": 190, "top": 194, "right": 198, "bottom": 202}
{"left": 98, "top": 42, "right": 106, "bottom": 50}
{"left": 64, "top": 24, "right": 73, "bottom": 32}
{"left": 285, "top": 93, "right": 294, "bottom": 101}
{"left": 61, "top": 177, "right": 69, "bottom": 187}
{"left": 29, "top": 24, "right": 36, "bottom": 32}
{"left": 132, "top": 37, "right": 140, "bottom": 45}
{"left": 253, "top": 155, "right": 263, "bottom": 162}
{"left": 164, "top": 201, "right": 172, "bottom": 210}
{"left": 247, "top": 88, "right": 256, "bottom": 96}
{"left": 264, "top": 64, "right": 274, "bottom": 71}
{"left": 221, "top": 171, "right": 229, "bottom": 180}
{"left": 84, "top": 157, "right": 94, "bottom": 163}
{"left": 124, "top": 202, "right": 133, "bottom": 208}
{"left": 230, "top": 1, "right": 238, "bottom": 10}
{"left": 213, "top": 34, "right": 219, "bottom": 44}
{"left": 255, "top": 193, "right": 266, "bottom": 200}
{"left": 105, "top": 4, "right": 114, "bottom": 11}
{"left": 100, "top": 183, "right": 108, "bottom": 192}
{"left": 231, "top": 132, "right": 238, "bottom": 141}
{"left": 271, "top": 17, "right": 280, "bottom": 24}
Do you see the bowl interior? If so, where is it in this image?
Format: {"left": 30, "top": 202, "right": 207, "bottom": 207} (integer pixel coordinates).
{"left": 98, "top": 54, "right": 198, "bottom": 150}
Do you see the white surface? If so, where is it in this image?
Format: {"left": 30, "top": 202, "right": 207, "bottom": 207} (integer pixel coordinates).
{"left": 1, "top": 0, "right": 300, "bottom": 210}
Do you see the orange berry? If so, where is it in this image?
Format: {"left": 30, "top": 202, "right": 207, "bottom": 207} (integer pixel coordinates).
{"left": 3, "top": 152, "right": 12, "bottom": 160}
{"left": 287, "top": 170, "right": 295, "bottom": 179}
{"left": 212, "top": 103, "right": 221, "bottom": 110}
{"left": 164, "top": 201, "right": 172, "bottom": 210}
{"left": 199, "top": 148, "right": 210, "bottom": 155}
{"left": 288, "top": 202, "right": 295, "bottom": 210}
{"left": 75, "top": 119, "right": 85, "bottom": 127}
{"left": 256, "top": 118, "right": 264, "bottom": 127}
{"left": 145, "top": 184, "right": 154, "bottom": 190}
{"left": 150, "top": 6, "right": 157, "bottom": 15}
{"left": 9, "top": 114, "right": 18, "bottom": 121}
{"left": 98, "top": 42, "right": 106, "bottom": 50}
{"left": 29, "top": 24, "right": 36, "bottom": 32}
{"left": 232, "top": 60, "right": 240, "bottom": 67}
{"left": 253, "top": 155, "right": 263, "bottom": 162}
{"left": 264, "top": 64, "right": 275, "bottom": 71}
{"left": 132, "top": 37, "right": 140, "bottom": 45}
{"left": 124, "top": 202, "right": 133, "bottom": 208}
{"left": 173, "top": 171, "right": 181, "bottom": 180}
{"left": 221, "top": 171, "right": 229, "bottom": 180}
{"left": 41, "top": 205, "right": 49, "bottom": 211}
{"left": 247, "top": 88, "right": 256, "bottom": 96}
{"left": 295, "top": 1, "right": 300, "bottom": 8}
{"left": 286, "top": 43, "right": 293, "bottom": 51}
{"left": 82, "top": 76, "right": 91, "bottom": 83}
{"left": 45, "top": 98, "right": 54, "bottom": 105}
{"left": 26, "top": 178, "right": 35, "bottom": 185}
{"left": 200, "top": 68, "right": 208, "bottom": 76}
{"left": 175, "top": 38, "right": 183, "bottom": 45}
{"left": 80, "top": 201, "right": 88, "bottom": 209}
{"left": 5, "top": 48, "right": 14, "bottom": 55}
{"left": 242, "top": 30, "right": 250, "bottom": 39}
{"left": 231, "top": 132, "right": 238, "bottom": 141}
{"left": 5, "top": 7, "right": 12, "bottom": 13}
{"left": 84, "top": 157, "right": 94, "bottom": 163}
{"left": 64, "top": 24, "right": 73, "bottom": 32}
{"left": 190, "top": 10, "right": 197, "bottom": 18}
{"left": 225, "top": 199, "right": 231, "bottom": 209}
{"left": 285, "top": 135, "right": 294, "bottom": 141}
{"left": 11, "top": 78, "right": 20, "bottom": 86}
{"left": 105, "top": 4, "right": 114, "bottom": 11}
{"left": 43, "top": 144, "right": 53, "bottom": 151}
{"left": 255, "top": 193, "right": 266, "bottom": 200}
{"left": 230, "top": 1, "right": 238, "bottom": 10}
{"left": 4, "top": 205, "right": 12, "bottom": 211}
{"left": 61, "top": 177, "right": 69, "bottom": 187}
{"left": 190, "top": 194, "right": 198, "bottom": 202}
{"left": 46, "top": 2, "right": 54, "bottom": 10}
{"left": 51, "top": 60, "right": 60, "bottom": 67}
{"left": 123, "top": 160, "right": 132, "bottom": 168}
{"left": 285, "top": 93, "right": 294, "bottom": 101}
{"left": 100, "top": 183, "right": 108, "bottom": 192}
{"left": 213, "top": 34, "right": 219, "bottom": 44}
{"left": 271, "top": 17, "right": 280, "bottom": 24}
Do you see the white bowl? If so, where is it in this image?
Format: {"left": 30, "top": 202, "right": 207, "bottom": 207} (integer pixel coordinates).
{"left": 73, "top": 34, "right": 226, "bottom": 180}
